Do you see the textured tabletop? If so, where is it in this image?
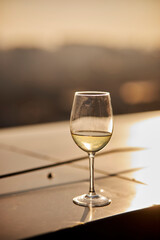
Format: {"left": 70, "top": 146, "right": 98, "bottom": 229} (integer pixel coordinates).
{"left": 0, "top": 111, "right": 160, "bottom": 239}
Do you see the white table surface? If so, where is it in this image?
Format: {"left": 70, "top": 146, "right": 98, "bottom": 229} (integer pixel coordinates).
{"left": 0, "top": 111, "right": 160, "bottom": 239}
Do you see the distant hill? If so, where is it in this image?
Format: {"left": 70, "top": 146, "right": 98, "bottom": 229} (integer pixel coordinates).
{"left": 0, "top": 44, "right": 160, "bottom": 127}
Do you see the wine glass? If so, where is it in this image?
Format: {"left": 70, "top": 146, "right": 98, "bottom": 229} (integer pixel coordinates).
{"left": 70, "top": 91, "right": 113, "bottom": 207}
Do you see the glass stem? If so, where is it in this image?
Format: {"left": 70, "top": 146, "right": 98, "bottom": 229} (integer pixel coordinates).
{"left": 88, "top": 152, "right": 96, "bottom": 196}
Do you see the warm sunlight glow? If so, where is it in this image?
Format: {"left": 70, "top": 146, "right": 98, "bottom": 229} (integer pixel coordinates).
{"left": 127, "top": 115, "right": 160, "bottom": 211}
{"left": 127, "top": 167, "right": 160, "bottom": 211}
{"left": 120, "top": 81, "right": 159, "bottom": 105}
{"left": 0, "top": 0, "right": 160, "bottom": 50}
{"left": 128, "top": 115, "right": 160, "bottom": 148}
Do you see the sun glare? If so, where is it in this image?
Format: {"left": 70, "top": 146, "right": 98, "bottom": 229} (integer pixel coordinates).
{"left": 127, "top": 114, "right": 160, "bottom": 211}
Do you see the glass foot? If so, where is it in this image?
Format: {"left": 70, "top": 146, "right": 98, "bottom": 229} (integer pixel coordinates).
{"left": 73, "top": 193, "right": 111, "bottom": 207}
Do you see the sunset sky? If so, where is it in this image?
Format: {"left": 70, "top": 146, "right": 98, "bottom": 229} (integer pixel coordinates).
{"left": 0, "top": 0, "right": 160, "bottom": 50}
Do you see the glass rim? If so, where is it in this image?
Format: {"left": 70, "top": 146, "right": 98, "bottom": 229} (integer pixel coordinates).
{"left": 75, "top": 91, "right": 110, "bottom": 96}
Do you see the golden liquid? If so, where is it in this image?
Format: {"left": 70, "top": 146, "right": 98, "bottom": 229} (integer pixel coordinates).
{"left": 71, "top": 130, "right": 112, "bottom": 153}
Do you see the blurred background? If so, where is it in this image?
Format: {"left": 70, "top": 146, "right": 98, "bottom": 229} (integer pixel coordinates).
{"left": 0, "top": 0, "right": 160, "bottom": 128}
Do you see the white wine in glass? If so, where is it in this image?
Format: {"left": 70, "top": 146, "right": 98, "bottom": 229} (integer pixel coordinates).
{"left": 70, "top": 91, "right": 113, "bottom": 207}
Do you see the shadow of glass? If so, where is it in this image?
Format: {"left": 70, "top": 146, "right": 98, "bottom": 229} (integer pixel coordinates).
{"left": 80, "top": 206, "right": 95, "bottom": 222}
{"left": 0, "top": 146, "right": 145, "bottom": 179}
